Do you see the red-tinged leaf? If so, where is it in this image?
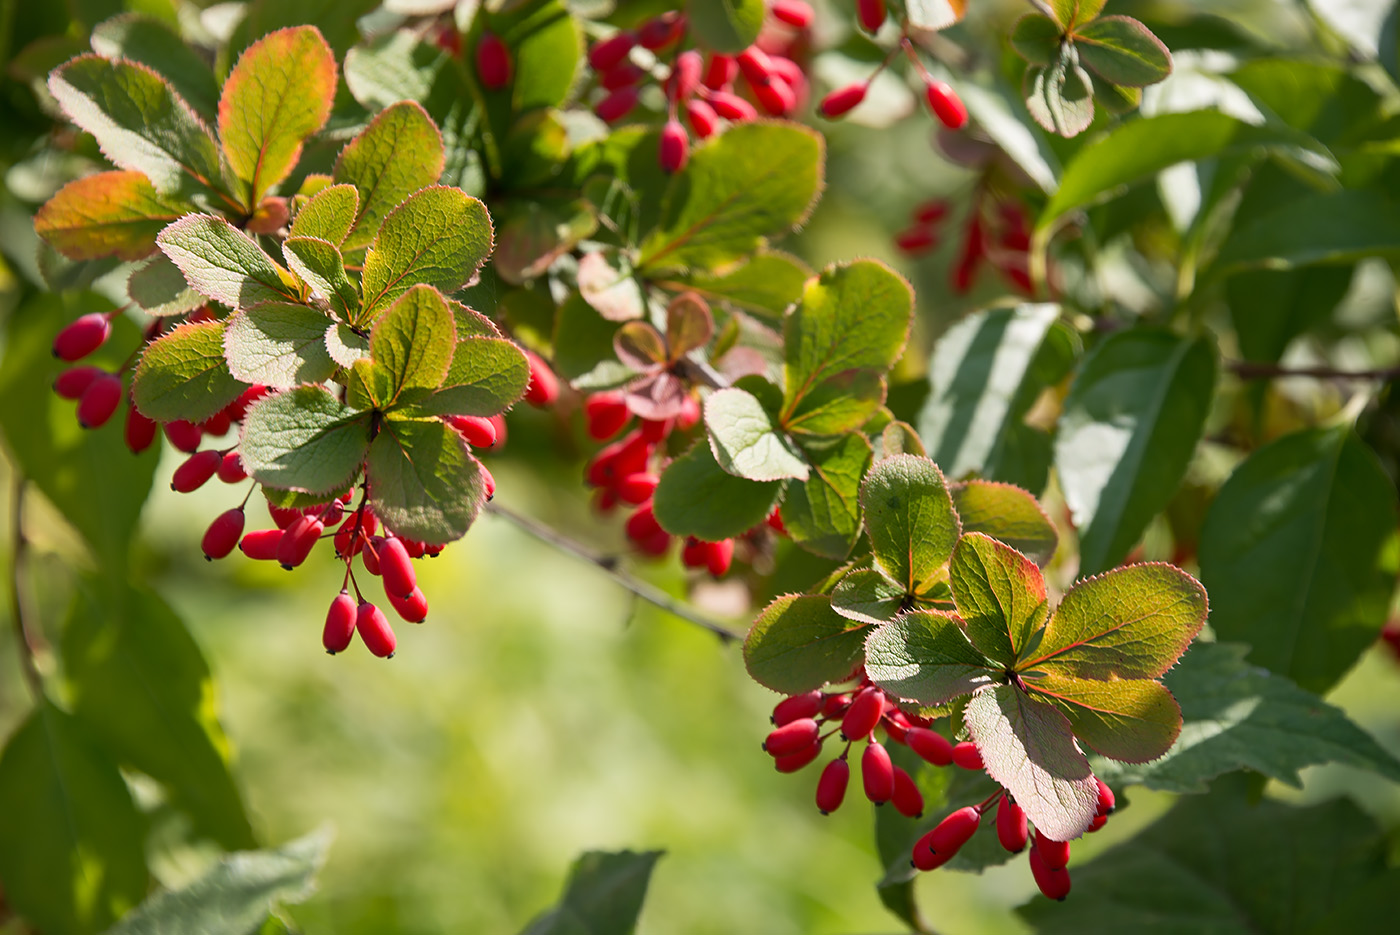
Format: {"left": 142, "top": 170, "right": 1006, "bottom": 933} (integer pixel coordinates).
{"left": 860, "top": 455, "right": 961, "bottom": 595}
{"left": 333, "top": 101, "right": 446, "bottom": 252}
{"left": 950, "top": 532, "right": 1049, "bottom": 667}
{"left": 1019, "top": 563, "right": 1208, "bottom": 679}
{"left": 744, "top": 594, "right": 870, "bottom": 694}
{"left": 1025, "top": 672, "right": 1182, "bottom": 764}
{"left": 35, "top": 170, "right": 192, "bottom": 261}
{"left": 951, "top": 481, "right": 1059, "bottom": 567}
{"left": 865, "top": 611, "right": 999, "bottom": 706}
{"left": 219, "top": 26, "right": 336, "bottom": 208}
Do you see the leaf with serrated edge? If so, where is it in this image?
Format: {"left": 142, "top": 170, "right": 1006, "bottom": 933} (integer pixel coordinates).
{"left": 1020, "top": 563, "right": 1207, "bottom": 678}
{"left": 951, "top": 532, "right": 1048, "bottom": 666}
{"left": 401, "top": 337, "right": 529, "bottom": 418}
{"left": 832, "top": 569, "right": 908, "bottom": 625}
{"left": 705, "top": 387, "right": 809, "bottom": 482}
{"left": 334, "top": 101, "right": 447, "bottom": 251}
{"left": 1075, "top": 16, "right": 1172, "bottom": 87}
{"left": 219, "top": 26, "right": 336, "bottom": 207}
{"left": 1026, "top": 673, "right": 1181, "bottom": 763}
{"left": 964, "top": 685, "right": 1099, "bottom": 841}
{"left": 369, "top": 285, "right": 456, "bottom": 405}
{"left": 158, "top": 214, "right": 299, "bottom": 308}
{"left": 744, "top": 594, "right": 869, "bottom": 694}
{"left": 133, "top": 320, "right": 247, "bottom": 422}
{"left": 861, "top": 455, "right": 961, "bottom": 594}
{"left": 448, "top": 299, "right": 501, "bottom": 337}
{"left": 129, "top": 254, "right": 203, "bottom": 317}
{"left": 865, "top": 611, "right": 999, "bottom": 706}
{"left": 325, "top": 322, "right": 369, "bottom": 369}
{"left": 952, "top": 481, "right": 1058, "bottom": 567}
{"left": 224, "top": 303, "right": 338, "bottom": 388}
{"left": 289, "top": 184, "right": 359, "bottom": 245}
{"left": 35, "top": 170, "right": 192, "bottom": 261}
{"left": 359, "top": 186, "right": 493, "bottom": 323}
{"left": 367, "top": 418, "right": 486, "bottom": 544}
{"left": 653, "top": 440, "right": 783, "bottom": 540}
{"left": 283, "top": 236, "right": 360, "bottom": 319}
{"left": 782, "top": 433, "right": 871, "bottom": 560}
{"left": 90, "top": 14, "right": 222, "bottom": 122}
{"left": 240, "top": 386, "right": 371, "bottom": 494}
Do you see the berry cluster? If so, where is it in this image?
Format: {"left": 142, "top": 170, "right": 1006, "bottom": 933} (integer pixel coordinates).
{"left": 819, "top": 14, "right": 968, "bottom": 131}
{"left": 896, "top": 189, "right": 1035, "bottom": 295}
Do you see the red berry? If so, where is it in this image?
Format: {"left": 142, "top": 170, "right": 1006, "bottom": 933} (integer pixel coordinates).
{"left": 362, "top": 536, "right": 384, "bottom": 575}
{"left": 841, "top": 686, "right": 885, "bottom": 742}
{"left": 124, "top": 404, "right": 157, "bottom": 453}
{"left": 238, "top": 527, "right": 283, "bottom": 560}
{"left": 53, "top": 312, "right": 111, "bottom": 361}
{"left": 588, "top": 31, "right": 636, "bottom": 71}
{"left": 476, "top": 32, "right": 512, "bottom": 89}
{"left": 201, "top": 410, "right": 232, "bottom": 438}
{"left": 905, "top": 727, "right": 954, "bottom": 766}
{"left": 706, "top": 90, "right": 758, "bottom": 121}
{"left": 267, "top": 502, "right": 302, "bottom": 529}
{"left": 857, "top": 0, "right": 886, "bottom": 32}
{"left": 523, "top": 351, "right": 558, "bottom": 407}
{"left": 928, "top": 805, "right": 981, "bottom": 859}
{"left": 636, "top": 528, "right": 672, "bottom": 557}
{"left": 704, "top": 54, "right": 737, "bottom": 90}
{"left": 816, "top": 757, "right": 850, "bottom": 814}
{"left": 771, "top": 690, "right": 823, "bottom": 726}
{"left": 379, "top": 536, "right": 417, "bottom": 598}
{"left": 596, "top": 85, "right": 640, "bottom": 123}
{"left": 820, "top": 83, "right": 866, "bottom": 118}
{"left": 771, "top": 0, "right": 814, "bottom": 28}
{"left": 1095, "top": 777, "right": 1116, "bottom": 816}
{"left": 624, "top": 503, "right": 663, "bottom": 543}
{"left": 1034, "top": 830, "right": 1071, "bottom": 871}
{"left": 54, "top": 366, "right": 101, "bottom": 399}
{"left": 225, "top": 384, "right": 269, "bottom": 422}
{"left": 356, "top": 601, "right": 397, "bottom": 658}
{"left": 323, "top": 591, "right": 357, "bottom": 654}
{"left": 76, "top": 373, "right": 123, "bottom": 429}
{"left": 1028, "top": 846, "right": 1071, "bottom": 901}
{"left": 637, "top": 12, "right": 684, "bottom": 50}
{"left": 822, "top": 692, "right": 851, "bottom": 719}
{"left": 659, "top": 120, "right": 690, "bottom": 174}
{"left": 862, "top": 741, "right": 895, "bottom": 804}
{"left": 773, "top": 739, "right": 822, "bottom": 772}
{"left": 705, "top": 538, "right": 733, "bottom": 577}
{"left": 171, "top": 449, "right": 221, "bottom": 493}
{"left": 201, "top": 507, "right": 245, "bottom": 560}
{"left": 387, "top": 587, "right": 428, "bottom": 623}
{"left": 895, "top": 227, "right": 939, "bottom": 255}
{"left": 736, "top": 47, "right": 773, "bottom": 84}
{"left": 1086, "top": 813, "right": 1107, "bottom": 832}
{"left": 951, "top": 741, "right": 983, "bottom": 771}
{"left": 925, "top": 80, "right": 968, "bottom": 130}
{"left": 682, "top": 537, "right": 710, "bottom": 571}
{"left": 764, "top": 717, "right": 820, "bottom": 757}
{"left": 276, "top": 515, "right": 323, "bottom": 569}
{"left": 217, "top": 451, "right": 247, "bottom": 483}
{"left": 685, "top": 99, "right": 719, "bottom": 139}
{"left": 601, "top": 62, "right": 645, "bottom": 91}
{"left": 883, "top": 707, "right": 912, "bottom": 743}
{"left": 752, "top": 77, "right": 796, "bottom": 115}
{"left": 584, "top": 393, "right": 630, "bottom": 441}
{"left": 914, "top": 199, "right": 950, "bottom": 224}
{"left": 618, "top": 473, "right": 659, "bottom": 505}
{"left": 996, "top": 797, "right": 1028, "bottom": 853}
{"left": 163, "top": 419, "right": 203, "bottom": 453}
{"left": 482, "top": 464, "right": 496, "bottom": 500}
{"left": 666, "top": 50, "right": 703, "bottom": 102}
{"left": 447, "top": 414, "right": 497, "bottom": 449}
{"left": 891, "top": 766, "right": 924, "bottom": 818}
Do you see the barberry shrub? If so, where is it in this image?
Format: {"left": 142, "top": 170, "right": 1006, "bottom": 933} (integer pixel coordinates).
{"left": 1, "top": 1, "right": 1399, "bottom": 933}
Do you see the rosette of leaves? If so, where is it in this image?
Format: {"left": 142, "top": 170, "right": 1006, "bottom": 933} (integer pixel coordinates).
{"left": 611, "top": 292, "right": 721, "bottom": 420}
{"left": 1011, "top": 1, "right": 1173, "bottom": 137}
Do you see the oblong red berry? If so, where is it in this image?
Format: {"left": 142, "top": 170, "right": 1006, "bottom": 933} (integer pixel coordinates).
{"left": 659, "top": 120, "right": 689, "bottom": 174}
{"left": 820, "top": 82, "right": 866, "bottom": 119}
{"left": 201, "top": 508, "right": 245, "bottom": 560}
{"left": 862, "top": 742, "right": 895, "bottom": 804}
{"left": 482, "top": 465, "right": 496, "bottom": 500}
{"left": 773, "top": 739, "right": 822, "bottom": 773}
{"left": 685, "top": 99, "right": 719, "bottom": 139}
{"left": 1086, "top": 813, "right": 1107, "bottom": 833}
{"left": 841, "top": 686, "right": 885, "bottom": 742}
{"left": 771, "top": 0, "right": 814, "bottom": 28}
{"left": 224, "top": 384, "right": 269, "bottom": 422}
{"left": 524, "top": 351, "right": 558, "bottom": 406}
{"left": 124, "top": 404, "right": 157, "bottom": 454}
{"left": 681, "top": 537, "right": 709, "bottom": 570}
{"left": 447, "top": 414, "right": 497, "bottom": 449}
{"left": 928, "top": 805, "right": 981, "bottom": 858}
{"left": 53, "top": 312, "right": 111, "bottom": 361}
{"left": 585, "top": 392, "right": 630, "bottom": 441}
{"left": 618, "top": 473, "right": 659, "bottom": 505}
{"left": 637, "top": 529, "right": 672, "bottom": 557}
{"left": 595, "top": 86, "right": 639, "bottom": 123}
{"left": 323, "top": 591, "right": 357, "bottom": 654}
{"left": 637, "top": 11, "right": 683, "bottom": 50}
{"left": 588, "top": 31, "right": 636, "bottom": 72}
{"left": 624, "top": 504, "right": 662, "bottom": 544}
{"left": 951, "top": 741, "right": 983, "bottom": 771}
{"left": 1028, "top": 846, "right": 1071, "bottom": 901}
{"left": 239, "top": 528, "right": 283, "bottom": 560}
{"left": 906, "top": 727, "right": 954, "bottom": 766}
{"left": 1034, "top": 830, "right": 1071, "bottom": 871}
{"left": 883, "top": 707, "right": 912, "bottom": 743}
{"left": 171, "top": 449, "right": 221, "bottom": 493}
{"left": 705, "top": 538, "right": 734, "bottom": 577}
{"left": 163, "top": 419, "right": 203, "bottom": 453}
{"left": 76, "top": 373, "right": 123, "bottom": 429}
{"left": 379, "top": 536, "right": 417, "bottom": 598}
{"left": 891, "top": 766, "right": 924, "bottom": 818}
{"left": 822, "top": 692, "right": 851, "bottom": 719}
{"left": 911, "top": 827, "right": 951, "bottom": 871}
{"left": 1095, "top": 777, "right": 1116, "bottom": 816}
{"left": 816, "top": 757, "right": 850, "bottom": 814}
{"left": 704, "top": 54, "right": 737, "bottom": 90}
{"left": 387, "top": 586, "right": 428, "bottom": 623}
{"left": 706, "top": 90, "right": 757, "bottom": 121}
{"left": 666, "top": 50, "right": 702, "bottom": 102}
{"left": 736, "top": 47, "right": 773, "bottom": 85}
{"left": 764, "top": 717, "right": 819, "bottom": 757}
{"left": 996, "top": 796, "right": 1028, "bottom": 853}
{"left": 601, "top": 62, "right": 645, "bottom": 91}
{"left": 217, "top": 451, "right": 247, "bottom": 483}
{"left": 771, "top": 690, "right": 822, "bottom": 726}
{"left": 895, "top": 226, "right": 939, "bottom": 255}
{"left": 276, "top": 515, "right": 324, "bottom": 569}
{"left": 914, "top": 199, "right": 950, "bottom": 224}
{"left": 476, "top": 32, "right": 512, "bottom": 89}
{"left": 356, "top": 601, "right": 397, "bottom": 658}
{"left": 362, "top": 536, "right": 384, "bottom": 575}
{"left": 201, "top": 410, "right": 231, "bottom": 438}
{"left": 54, "top": 366, "right": 101, "bottom": 399}
{"left": 752, "top": 77, "right": 796, "bottom": 116}
{"left": 857, "top": 0, "right": 887, "bottom": 32}
{"left": 925, "top": 80, "right": 968, "bottom": 130}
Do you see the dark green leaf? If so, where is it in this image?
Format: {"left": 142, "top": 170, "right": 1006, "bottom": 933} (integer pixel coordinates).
{"left": 552, "top": 291, "right": 631, "bottom": 387}
{"left": 652, "top": 440, "right": 782, "bottom": 540}
{"left": 950, "top": 532, "right": 1049, "bottom": 666}
{"left": 831, "top": 569, "right": 908, "bottom": 625}
{"left": 157, "top": 214, "right": 300, "bottom": 308}
{"left": 223, "top": 303, "right": 338, "bottom": 389}
{"left": 781, "top": 433, "right": 872, "bottom": 560}
{"left": 403, "top": 336, "right": 530, "bottom": 419}
{"left": 367, "top": 418, "right": 487, "bottom": 544}
{"left": 673, "top": 251, "right": 810, "bottom": 325}
{"left": 91, "top": 14, "right": 221, "bottom": 121}
{"left": 704, "top": 387, "right": 808, "bottom": 482}
{"left": 1226, "top": 266, "right": 1353, "bottom": 366}
{"left": 1027, "top": 673, "right": 1181, "bottom": 763}
{"left": 1011, "top": 13, "right": 1062, "bottom": 66}
{"left": 743, "top": 594, "right": 869, "bottom": 694}
{"left": 370, "top": 285, "right": 457, "bottom": 406}
{"left": 333, "top": 101, "right": 446, "bottom": 252}
{"left": 518, "top": 850, "right": 663, "bottom": 935}
{"left": 1212, "top": 189, "right": 1400, "bottom": 272}
{"left": 289, "top": 184, "right": 360, "bottom": 246}
{"left": 128, "top": 255, "right": 203, "bottom": 317}
{"left": 496, "top": 0, "right": 584, "bottom": 115}
{"left": 865, "top": 611, "right": 998, "bottom": 705}
{"left": 1075, "top": 16, "right": 1172, "bottom": 87}
{"left": 685, "top": 0, "right": 764, "bottom": 54}
{"left": 282, "top": 237, "right": 360, "bottom": 320}
{"left": 240, "top": 386, "right": 371, "bottom": 495}
{"left": 132, "top": 320, "right": 248, "bottom": 423}
{"left": 951, "top": 481, "right": 1059, "bottom": 567}
{"left": 860, "top": 455, "right": 961, "bottom": 594}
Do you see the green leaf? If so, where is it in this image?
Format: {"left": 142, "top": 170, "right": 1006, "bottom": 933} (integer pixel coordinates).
{"left": 1096, "top": 642, "right": 1400, "bottom": 792}
{"left": 402, "top": 336, "right": 530, "bottom": 418}
{"left": 519, "top": 850, "right": 663, "bottom": 935}
{"left": 1212, "top": 189, "right": 1400, "bottom": 272}
{"left": 552, "top": 291, "right": 630, "bottom": 387}
{"left": 1075, "top": 16, "right": 1172, "bottom": 87}
{"left": 1054, "top": 330, "right": 1216, "bottom": 575}
{"left": 0, "top": 294, "right": 157, "bottom": 570}
{"left": 963, "top": 685, "right": 1099, "bottom": 842}
{"left": 91, "top": 14, "right": 222, "bottom": 122}
{"left": 684, "top": 0, "right": 763, "bottom": 54}
{"left": 346, "top": 360, "right": 397, "bottom": 411}
{"left": 132, "top": 320, "right": 247, "bottom": 423}
{"left": 674, "top": 251, "right": 810, "bottom": 325}
{"left": 484, "top": 0, "right": 584, "bottom": 116}
{"left": 781, "top": 433, "right": 872, "bottom": 560}
{"left": 104, "top": 828, "right": 330, "bottom": 935}
{"left": 880, "top": 421, "right": 927, "bottom": 459}
{"left": 128, "top": 255, "right": 203, "bottom": 317}
{"left": 35, "top": 170, "right": 192, "bottom": 261}
{"left": 1026, "top": 673, "right": 1181, "bottom": 763}
{"left": 360, "top": 186, "right": 494, "bottom": 323}
{"left": 1199, "top": 426, "right": 1398, "bottom": 694}
{"left": 638, "top": 122, "right": 823, "bottom": 273}
{"left": 369, "top": 285, "right": 457, "bottom": 405}
{"left": 240, "top": 386, "right": 371, "bottom": 494}
{"left": 63, "top": 578, "right": 254, "bottom": 850}
{"left": 652, "top": 441, "right": 783, "bottom": 540}
{"left": 367, "top": 417, "right": 487, "bottom": 544}
{"left": 831, "top": 569, "right": 909, "bottom": 625}
{"left": 950, "top": 532, "right": 1049, "bottom": 666}
{"left": 918, "top": 303, "right": 1077, "bottom": 489}
{"left": 333, "top": 101, "right": 446, "bottom": 252}
{"left": 1017, "top": 783, "right": 1400, "bottom": 932}
{"left": 1011, "top": 13, "right": 1062, "bottom": 66}
{"left": 1023, "top": 563, "right": 1208, "bottom": 679}
{"left": 743, "top": 594, "right": 870, "bottom": 694}
{"left": 860, "top": 455, "right": 961, "bottom": 594}
{"left": 157, "top": 214, "right": 300, "bottom": 308}
{"left": 223, "top": 303, "right": 338, "bottom": 389}
{"left": 1048, "top": 0, "right": 1105, "bottom": 28}
{"left": 48, "top": 54, "right": 223, "bottom": 198}
{"left": 704, "top": 387, "right": 809, "bottom": 482}
{"left": 1039, "top": 111, "right": 1340, "bottom": 232}
{"left": 218, "top": 26, "right": 336, "bottom": 208}
{"left": 1227, "top": 266, "right": 1353, "bottom": 367}
{"left": 865, "top": 611, "right": 999, "bottom": 705}
{"left": 282, "top": 236, "right": 360, "bottom": 320}
{"left": 782, "top": 368, "right": 887, "bottom": 438}
{"left": 951, "top": 481, "right": 1059, "bottom": 567}
{"left": 1025, "top": 44, "right": 1096, "bottom": 138}
{"left": 0, "top": 702, "right": 148, "bottom": 935}
{"left": 781, "top": 259, "right": 912, "bottom": 432}
{"left": 290, "top": 184, "right": 359, "bottom": 246}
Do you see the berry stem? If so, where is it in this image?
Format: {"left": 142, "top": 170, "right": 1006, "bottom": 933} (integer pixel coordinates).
{"left": 975, "top": 786, "right": 1006, "bottom": 815}
{"left": 8, "top": 478, "right": 44, "bottom": 699}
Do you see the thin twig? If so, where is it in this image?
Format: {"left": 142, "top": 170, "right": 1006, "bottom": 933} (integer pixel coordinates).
{"left": 483, "top": 500, "right": 740, "bottom": 643}
{"left": 1226, "top": 360, "right": 1400, "bottom": 382}
{"left": 9, "top": 478, "right": 42, "bottom": 699}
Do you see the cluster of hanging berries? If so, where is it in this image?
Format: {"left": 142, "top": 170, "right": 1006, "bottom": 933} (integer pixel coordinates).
{"left": 895, "top": 189, "right": 1035, "bottom": 295}
{"left": 819, "top": 14, "right": 968, "bottom": 131}
{"left": 585, "top": 2, "right": 814, "bottom": 174}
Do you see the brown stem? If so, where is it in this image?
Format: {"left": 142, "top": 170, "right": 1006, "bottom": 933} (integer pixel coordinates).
{"left": 9, "top": 478, "right": 42, "bottom": 699}
{"left": 1226, "top": 360, "right": 1400, "bottom": 382}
